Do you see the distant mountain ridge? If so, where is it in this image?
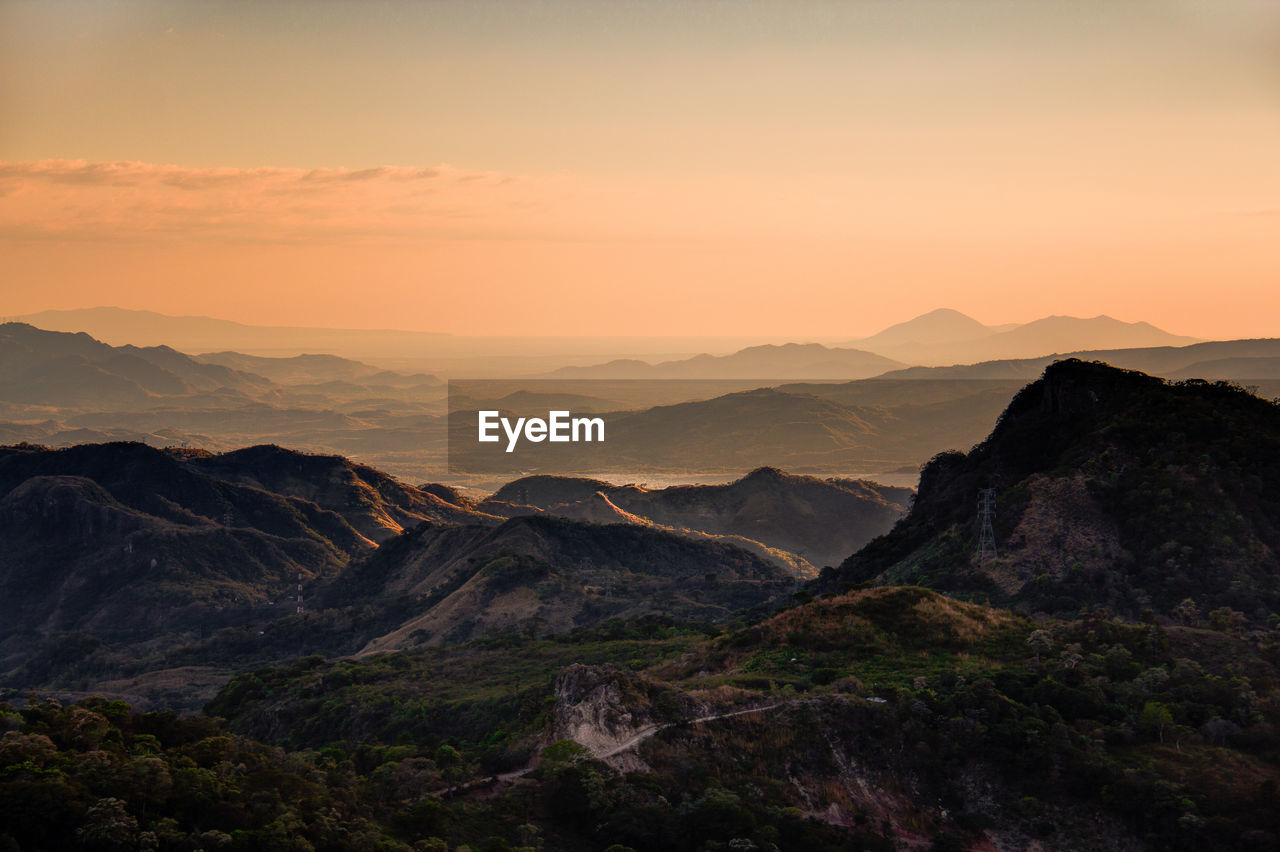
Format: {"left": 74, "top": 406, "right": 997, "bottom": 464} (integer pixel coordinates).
{"left": 846, "top": 309, "right": 1202, "bottom": 365}
{"left": 0, "top": 322, "right": 276, "bottom": 409}
{"left": 196, "top": 350, "right": 441, "bottom": 387}
{"left": 878, "top": 337, "right": 1280, "bottom": 386}
{"left": 9, "top": 320, "right": 1272, "bottom": 483}
{"left": 16, "top": 307, "right": 449, "bottom": 359}
{"left": 491, "top": 467, "right": 912, "bottom": 571}
{"left": 545, "top": 342, "right": 903, "bottom": 380}
{"left": 853, "top": 307, "right": 1003, "bottom": 348}
{"left": 534, "top": 311, "right": 1203, "bottom": 378}
{"left": 16, "top": 305, "right": 1207, "bottom": 375}
{"left": 449, "top": 382, "right": 1028, "bottom": 474}
{"left": 0, "top": 322, "right": 454, "bottom": 481}
{"left": 12, "top": 306, "right": 813, "bottom": 373}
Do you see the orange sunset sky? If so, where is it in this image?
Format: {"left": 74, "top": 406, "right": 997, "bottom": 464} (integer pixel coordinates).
{"left": 2, "top": 0, "right": 1277, "bottom": 339}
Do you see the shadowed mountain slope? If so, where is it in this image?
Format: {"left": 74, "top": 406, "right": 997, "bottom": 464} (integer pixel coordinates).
{"left": 493, "top": 467, "right": 912, "bottom": 571}
{"left": 183, "top": 444, "right": 500, "bottom": 542}
{"left": 327, "top": 514, "right": 796, "bottom": 652}
{"left": 0, "top": 442, "right": 373, "bottom": 657}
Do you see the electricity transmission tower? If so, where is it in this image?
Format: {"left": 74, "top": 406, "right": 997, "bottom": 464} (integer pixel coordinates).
{"left": 295, "top": 571, "right": 304, "bottom": 614}
{"left": 976, "top": 488, "right": 998, "bottom": 566}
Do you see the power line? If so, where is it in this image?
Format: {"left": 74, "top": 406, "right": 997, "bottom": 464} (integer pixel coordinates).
{"left": 976, "top": 488, "right": 998, "bottom": 567}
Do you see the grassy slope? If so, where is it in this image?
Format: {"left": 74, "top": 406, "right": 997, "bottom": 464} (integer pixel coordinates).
{"left": 195, "top": 586, "right": 1280, "bottom": 851}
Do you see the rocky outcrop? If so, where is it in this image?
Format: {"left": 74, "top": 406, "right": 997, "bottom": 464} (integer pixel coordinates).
{"left": 551, "top": 664, "right": 704, "bottom": 770}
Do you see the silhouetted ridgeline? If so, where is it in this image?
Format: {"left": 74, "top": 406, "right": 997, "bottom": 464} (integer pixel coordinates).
{"left": 826, "top": 359, "right": 1280, "bottom": 621}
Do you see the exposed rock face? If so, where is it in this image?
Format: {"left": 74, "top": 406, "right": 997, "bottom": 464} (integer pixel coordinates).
{"left": 1000, "top": 473, "right": 1124, "bottom": 590}
{"left": 553, "top": 664, "right": 647, "bottom": 751}
{"left": 552, "top": 664, "right": 703, "bottom": 770}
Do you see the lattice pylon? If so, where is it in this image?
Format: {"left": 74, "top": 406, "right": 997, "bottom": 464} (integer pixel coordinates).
{"left": 977, "top": 488, "right": 998, "bottom": 566}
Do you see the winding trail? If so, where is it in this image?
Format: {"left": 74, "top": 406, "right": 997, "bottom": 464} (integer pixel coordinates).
{"left": 442, "top": 701, "right": 790, "bottom": 796}
{"left": 596, "top": 701, "right": 786, "bottom": 761}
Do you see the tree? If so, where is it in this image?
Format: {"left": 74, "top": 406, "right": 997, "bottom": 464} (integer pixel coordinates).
{"left": 414, "top": 840, "right": 448, "bottom": 852}
{"left": 1172, "top": 598, "right": 1199, "bottom": 626}
{"left": 1140, "top": 702, "right": 1174, "bottom": 744}
{"left": 75, "top": 798, "right": 138, "bottom": 850}
{"left": 434, "top": 744, "right": 465, "bottom": 798}
{"left": 1027, "top": 630, "right": 1053, "bottom": 665}
{"left": 539, "top": 740, "right": 590, "bottom": 765}
{"left": 1208, "top": 607, "right": 1246, "bottom": 633}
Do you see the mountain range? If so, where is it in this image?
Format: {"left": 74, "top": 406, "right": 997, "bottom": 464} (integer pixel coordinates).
{"left": 0, "top": 441, "right": 507, "bottom": 646}
{"left": 5, "top": 357, "right": 1280, "bottom": 850}
{"left": 0, "top": 322, "right": 275, "bottom": 410}
{"left": 13, "top": 307, "right": 814, "bottom": 375}
{"left": 490, "top": 467, "right": 911, "bottom": 571}
{"left": 448, "top": 381, "right": 1032, "bottom": 474}
{"left": 9, "top": 320, "right": 1280, "bottom": 486}
{"left": 0, "top": 321, "right": 443, "bottom": 411}
{"left": 0, "top": 322, "right": 450, "bottom": 480}
{"left": 537, "top": 310, "right": 1203, "bottom": 378}
{"left": 18, "top": 306, "right": 1205, "bottom": 376}
{"left": 846, "top": 308, "right": 1203, "bottom": 366}
{"left": 15, "top": 307, "right": 450, "bottom": 360}
{"left": 880, "top": 336, "right": 1280, "bottom": 379}
{"left": 544, "top": 342, "right": 904, "bottom": 380}
{"left": 0, "top": 443, "right": 903, "bottom": 697}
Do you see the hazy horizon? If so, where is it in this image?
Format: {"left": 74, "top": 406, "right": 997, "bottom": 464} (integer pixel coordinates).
{"left": 7, "top": 304, "right": 1221, "bottom": 370}
{"left": 8, "top": 303, "right": 1212, "bottom": 340}
{"left": 4, "top": 1, "right": 1278, "bottom": 340}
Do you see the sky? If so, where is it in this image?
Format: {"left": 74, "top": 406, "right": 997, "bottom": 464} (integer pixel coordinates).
{"left": 2, "top": 0, "right": 1278, "bottom": 339}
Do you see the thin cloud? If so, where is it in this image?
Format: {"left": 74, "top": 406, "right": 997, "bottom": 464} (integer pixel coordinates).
{"left": 0, "top": 159, "right": 539, "bottom": 243}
